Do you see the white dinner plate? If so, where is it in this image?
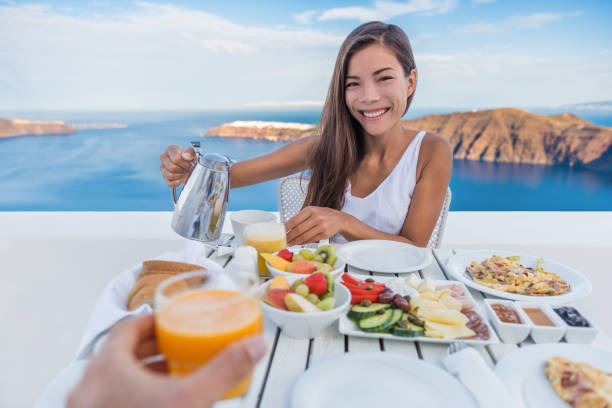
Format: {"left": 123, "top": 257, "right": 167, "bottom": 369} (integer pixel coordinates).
{"left": 337, "top": 240, "right": 432, "bottom": 273}
{"left": 338, "top": 275, "right": 500, "bottom": 345}
{"left": 291, "top": 352, "right": 477, "bottom": 408}
{"left": 444, "top": 250, "right": 592, "bottom": 303}
{"left": 495, "top": 343, "right": 612, "bottom": 408}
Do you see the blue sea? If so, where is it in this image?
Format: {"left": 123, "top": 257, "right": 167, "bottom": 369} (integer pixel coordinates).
{"left": 1, "top": 108, "right": 611, "bottom": 211}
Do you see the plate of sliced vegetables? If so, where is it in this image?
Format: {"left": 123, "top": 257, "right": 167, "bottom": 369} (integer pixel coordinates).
{"left": 338, "top": 273, "right": 499, "bottom": 345}
{"left": 444, "top": 250, "right": 592, "bottom": 303}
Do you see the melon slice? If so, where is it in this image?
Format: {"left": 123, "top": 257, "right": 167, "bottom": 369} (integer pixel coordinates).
{"left": 263, "top": 288, "right": 292, "bottom": 310}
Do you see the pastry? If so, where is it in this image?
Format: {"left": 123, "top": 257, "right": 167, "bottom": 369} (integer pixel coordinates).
{"left": 546, "top": 356, "right": 612, "bottom": 407}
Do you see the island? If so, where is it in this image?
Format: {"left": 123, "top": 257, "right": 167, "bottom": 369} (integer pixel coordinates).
{"left": 0, "top": 118, "right": 75, "bottom": 139}
{"left": 203, "top": 108, "right": 612, "bottom": 173}
{"left": 204, "top": 120, "right": 317, "bottom": 142}
{"left": 0, "top": 118, "right": 127, "bottom": 139}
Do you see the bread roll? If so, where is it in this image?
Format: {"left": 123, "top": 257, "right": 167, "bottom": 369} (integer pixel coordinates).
{"left": 127, "top": 260, "right": 207, "bottom": 311}
{"left": 140, "top": 260, "right": 204, "bottom": 277}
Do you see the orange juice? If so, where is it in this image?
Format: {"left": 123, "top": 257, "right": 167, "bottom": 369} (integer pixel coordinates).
{"left": 243, "top": 222, "right": 287, "bottom": 276}
{"left": 156, "top": 289, "right": 263, "bottom": 399}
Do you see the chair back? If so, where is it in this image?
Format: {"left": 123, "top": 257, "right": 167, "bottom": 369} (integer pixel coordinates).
{"left": 277, "top": 174, "right": 452, "bottom": 248}
{"left": 278, "top": 174, "right": 310, "bottom": 223}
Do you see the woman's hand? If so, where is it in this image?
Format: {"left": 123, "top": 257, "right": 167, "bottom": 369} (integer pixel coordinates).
{"left": 67, "top": 315, "right": 266, "bottom": 408}
{"left": 159, "top": 145, "right": 196, "bottom": 188}
{"left": 285, "top": 206, "right": 347, "bottom": 246}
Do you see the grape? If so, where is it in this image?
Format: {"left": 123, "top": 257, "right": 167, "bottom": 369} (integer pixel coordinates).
{"left": 299, "top": 249, "right": 314, "bottom": 260}
{"left": 290, "top": 279, "right": 304, "bottom": 292}
{"left": 295, "top": 284, "right": 310, "bottom": 297}
{"left": 306, "top": 293, "right": 320, "bottom": 304}
{"left": 317, "top": 297, "right": 335, "bottom": 311}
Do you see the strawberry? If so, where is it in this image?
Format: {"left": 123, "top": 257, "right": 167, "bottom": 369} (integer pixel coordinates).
{"left": 277, "top": 249, "right": 294, "bottom": 262}
{"left": 303, "top": 273, "right": 327, "bottom": 296}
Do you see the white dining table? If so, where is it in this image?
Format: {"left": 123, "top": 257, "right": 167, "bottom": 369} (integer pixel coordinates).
{"left": 29, "top": 212, "right": 612, "bottom": 408}
{"left": 201, "top": 244, "right": 612, "bottom": 408}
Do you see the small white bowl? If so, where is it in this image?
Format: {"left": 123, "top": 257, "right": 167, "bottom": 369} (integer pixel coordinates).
{"left": 265, "top": 253, "right": 345, "bottom": 281}
{"left": 551, "top": 305, "right": 598, "bottom": 344}
{"left": 260, "top": 276, "right": 351, "bottom": 339}
{"left": 484, "top": 299, "right": 531, "bottom": 344}
{"left": 517, "top": 302, "right": 566, "bottom": 343}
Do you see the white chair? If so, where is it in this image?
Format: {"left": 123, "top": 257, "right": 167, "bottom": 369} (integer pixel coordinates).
{"left": 277, "top": 174, "right": 452, "bottom": 248}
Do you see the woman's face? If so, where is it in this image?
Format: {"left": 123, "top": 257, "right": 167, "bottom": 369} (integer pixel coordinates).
{"left": 344, "top": 43, "right": 416, "bottom": 137}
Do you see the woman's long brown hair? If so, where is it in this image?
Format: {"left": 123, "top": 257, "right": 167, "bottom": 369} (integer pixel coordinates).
{"left": 304, "top": 21, "right": 417, "bottom": 210}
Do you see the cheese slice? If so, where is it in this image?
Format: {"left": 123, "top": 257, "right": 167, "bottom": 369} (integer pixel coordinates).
{"left": 410, "top": 297, "right": 446, "bottom": 312}
{"left": 406, "top": 273, "right": 422, "bottom": 289}
{"left": 438, "top": 293, "right": 462, "bottom": 311}
{"left": 417, "top": 308, "right": 468, "bottom": 326}
{"left": 425, "top": 321, "right": 475, "bottom": 339}
{"left": 435, "top": 289, "right": 452, "bottom": 300}
{"left": 418, "top": 278, "right": 436, "bottom": 293}
{"left": 419, "top": 290, "right": 439, "bottom": 301}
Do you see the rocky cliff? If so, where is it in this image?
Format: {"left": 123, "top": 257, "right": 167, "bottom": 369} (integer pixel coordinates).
{"left": 402, "top": 108, "right": 612, "bottom": 172}
{"left": 0, "top": 118, "right": 76, "bottom": 139}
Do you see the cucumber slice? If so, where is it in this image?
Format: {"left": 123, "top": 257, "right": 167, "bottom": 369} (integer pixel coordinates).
{"left": 393, "top": 321, "right": 425, "bottom": 337}
{"left": 372, "top": 308, "right": 403, "bottom": 333}
{"left": 348, "top": 303, "right": 391, "bottom": 320}
{"left": 358, "top": 309, "right": 392, "bottom": 331}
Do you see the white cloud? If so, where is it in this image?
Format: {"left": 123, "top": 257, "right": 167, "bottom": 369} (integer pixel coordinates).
{"left": 414, "top": 51, "right": 612, "bottom": 108}
{"left": 0, "top": 3, "right": 343, "bottom": 109}
{"left": 293, "top": 10, "right": 317, "bottom": 24}
{"left": 471, "top": 0, "right": 494, "bottom": 3}
{"left": 318, "top": 0, "right": 457, "bottom": 22}
{"left": 457, "top": 11, "right": 582, "bottom": 35}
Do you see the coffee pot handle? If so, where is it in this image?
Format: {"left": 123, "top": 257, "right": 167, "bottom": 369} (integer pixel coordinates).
{"left": 171, "top": 141, "right": 202, "bottom": 205}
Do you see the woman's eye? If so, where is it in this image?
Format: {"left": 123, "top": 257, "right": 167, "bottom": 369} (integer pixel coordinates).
{"left": 379, "top": 76, "right": 393, "bottom": 82}
{"left": 345, "top": 82, "right": 358, "bottom": 88}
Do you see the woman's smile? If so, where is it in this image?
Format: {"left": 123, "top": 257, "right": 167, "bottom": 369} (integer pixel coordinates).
{"left": 360, "top": 108, "right": 391, "bottom": 120}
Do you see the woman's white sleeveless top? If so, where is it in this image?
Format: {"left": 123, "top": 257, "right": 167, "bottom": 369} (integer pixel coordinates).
{"left": 332, "top": 130, "right": 426, "bottom": 244}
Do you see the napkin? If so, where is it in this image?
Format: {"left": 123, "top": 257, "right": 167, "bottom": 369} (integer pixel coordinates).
{"left": 75, "top": 243, "right": 224, "bottom": 359}
{"left": 442, "top": 347, "right": 517, "bottom": 408}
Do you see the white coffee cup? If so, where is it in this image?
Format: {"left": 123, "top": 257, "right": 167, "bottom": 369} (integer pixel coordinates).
{"left": 230, "top": 210, "right": 277, "bottom": 245}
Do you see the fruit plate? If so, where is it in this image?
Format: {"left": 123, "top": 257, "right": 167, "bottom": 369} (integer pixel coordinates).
{"left": 337, "top": 240, "right": 432, "bottom": 273}
{"left": 338, "top": 275, "right": 500, "bottom": 345}
{"left": 494, "top": 343, "right": 612, "bottom": 408}
{"left": 444, "top": 250, "right": 592, "bottom": 303}
{"left": 265, "top": 251, "right": 345, "bottom": 280}
{"left": 292, "top": 352, "right": 478, "bottom": 408}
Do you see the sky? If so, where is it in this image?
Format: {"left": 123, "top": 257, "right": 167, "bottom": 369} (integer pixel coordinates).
{"left": 0, "top": 0, "right": 611, "bottom": 111}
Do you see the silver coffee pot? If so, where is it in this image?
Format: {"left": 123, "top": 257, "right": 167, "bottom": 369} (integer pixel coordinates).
{"left": 171, "top": 141, "right": 234, "bottom": 243}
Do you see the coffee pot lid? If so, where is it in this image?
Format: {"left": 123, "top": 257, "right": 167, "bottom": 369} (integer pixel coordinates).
{"left": 199, "top": 152, "right": 232, "bottom": 171}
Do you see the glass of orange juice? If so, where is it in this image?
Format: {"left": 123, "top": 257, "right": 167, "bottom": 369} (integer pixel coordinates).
{"left": 154, "top": 268, "right": 262, "bottom": 400}
{"left": 243, "top": 222, "right": 287, "bottom": 276}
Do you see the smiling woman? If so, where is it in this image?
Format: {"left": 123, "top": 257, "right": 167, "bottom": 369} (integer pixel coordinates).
{"left": 160, "top": 21, "right": 452, "bottom": 247}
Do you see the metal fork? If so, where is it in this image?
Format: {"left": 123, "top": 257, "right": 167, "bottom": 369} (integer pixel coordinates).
{"left": 446, "top": 340, "right": 467, "bottom": 356}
